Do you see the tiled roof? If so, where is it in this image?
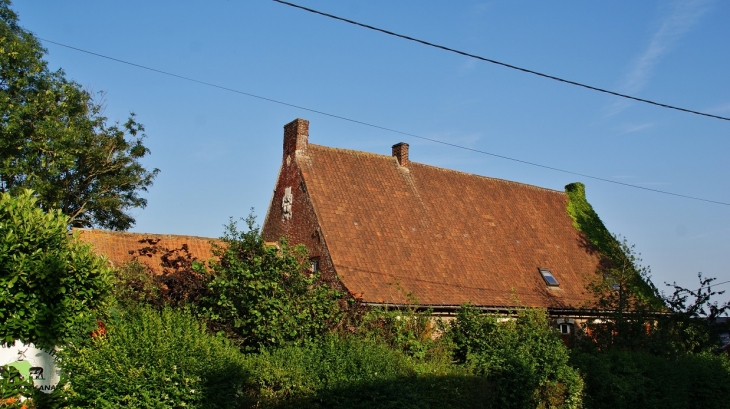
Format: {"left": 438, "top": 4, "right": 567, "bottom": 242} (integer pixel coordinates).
{"left": 298, "top": 144, "right": 602, "bottom": 309}
{"left": 74, "top": 228, "right": 218, "bottom": 275}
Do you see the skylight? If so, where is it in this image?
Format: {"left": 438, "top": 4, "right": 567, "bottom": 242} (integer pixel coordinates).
{"left": 539, "top": 268, "right": 559, "bottom": 286}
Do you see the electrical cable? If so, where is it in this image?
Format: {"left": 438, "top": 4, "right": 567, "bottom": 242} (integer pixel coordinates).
{"left": 38, "top": 38, "right": 730, "bottom": 207}
{"left": 273, "top": 0, "right": 730, "bottom": 123}
{"left": 711, "top": 279, "right": 730, "bottom": 288}
{"left": 692, "top": 279, "right": 730, "bottom": 290}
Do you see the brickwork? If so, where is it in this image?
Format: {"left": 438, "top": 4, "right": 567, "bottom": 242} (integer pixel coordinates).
{"left": 262, "top": 119, "right": 341, "bottom": 288}
{"left": 392, "top": 142, "right": 409, "bottom": 167}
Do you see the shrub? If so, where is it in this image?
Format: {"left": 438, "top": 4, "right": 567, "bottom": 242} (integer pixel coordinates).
{"left": 0, "top": 365, "right": 36, "bottom": 408}
{"left": 202, "top": 216, "right": 344, "bottom": 352}
{"left": 111, "top": 261, "right": 162, "bottom": 309}
{"left": 448, "top": 306, "right": 583, "bottom": 409}
{"left": 59, "top": 307, "right": 249, "bottom": 408}
{"left": 112, "top": 240, "right": 211, "bottom": 310}
{"left": 353, "top": 307, "right": 436, "bottom": 360}
{"left": 571, "top": 349, "right": 730, "bottom": 409}
{"left": 0, "top": 190, "right": 112, "bottom": 347}
{"left": 244, "top": 335, "right": 489, "bottom": 409}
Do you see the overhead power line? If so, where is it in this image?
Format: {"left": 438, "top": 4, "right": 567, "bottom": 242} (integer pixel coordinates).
{"left": 693, "top": 279, "right": 730, "bottom": 290}
{"left": 709, "top": 279, "right": 730, "bottom": 289}
{"left": 273, "top": 0, "right": 730, "bottom": 123}
{"left": 38, "top": 38, "right": 730, "bottom": 207}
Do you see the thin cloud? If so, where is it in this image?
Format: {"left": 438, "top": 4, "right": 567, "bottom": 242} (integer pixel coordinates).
{"left": 620, "top": 122, "right": 654, "bottom": 134}
{"left": 458, "top": 58, "right": 478, "bottom": 73}
{"left": 607, "top": 0, "right": 712, "bottom": 116}
{"left": 707, "top": 102, "right": 730, "bottom": 114}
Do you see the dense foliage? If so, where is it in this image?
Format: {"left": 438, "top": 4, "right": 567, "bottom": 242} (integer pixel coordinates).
{"left": 565, "top": 189, "right": 730, "bottom": 409}
{"left": 201, "top": 216, "right": 344, "bottom": 352}
{"left": 353, "top": 306, "right": 437, "bottom": 360}
{"left": 59, "top": 307, "right": 249, "bottom": 408}
{"left": 0, "top": 190, "right": 111, "bottom": 347}
{"left": 114, "top": 239, "right": 210, "bottom": 309}
{"left": 448, "top": 306, "right": 583, "bottom": 409}
{"left": 565, "top": 183, "right": 660, "bottom": 308}
{"left": 0, "top": 0, "right": 158, "bottom": 230}
{"left": 243, "top": 335, "right": 488, "bottom": 409}
{"left": 572, "top": 350, "right": 730, "bottom": 409}
{"left": 0, "top": 365, "right": 36, "bottom": 408}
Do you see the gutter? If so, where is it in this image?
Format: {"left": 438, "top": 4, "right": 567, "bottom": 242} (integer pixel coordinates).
{"left": 363, "top": 302, "right": 668, "bottom": 318}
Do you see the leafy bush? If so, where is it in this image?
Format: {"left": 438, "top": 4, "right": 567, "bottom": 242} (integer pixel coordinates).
{"left": 448, "top": 306, "right": 583, "bottom": 409}
{"left": 0, "top": 190, "right": 112, "bottom": 347}
{"left": 572, "top": 350, "right": 730, "bottom": 409}
{"left": 111, "top": 261, "right": 162, "bottom": 309}
{"left": 112, "top": 239, "right": 212, "bottom": 310}
{"left": 353, "top": 307, "right": 437, "bottom": 360}
{"left": 0, "top": 365, "right": 36, "bottom": 408}
{"left": 202, "top": 216, "right": 344, "bottom": 352}
{"left": 244, "top": 335, "right": 489, "bottom": 409}
{"left": 59, "top": 307, "right": 249, "bottom": 408}
{"left": 576, "top": 265, "right": 729, "bottom": 357}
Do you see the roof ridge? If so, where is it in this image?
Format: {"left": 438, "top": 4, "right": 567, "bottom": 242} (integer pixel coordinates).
{"left": 308, "top": 143, "right": 395, "bottom": 161}
{"left": 411, "top": 162, "right": 565, "bottom": 194}
{"left": 307, "top": 143, "right": 565, "bottom": 195}
{"left": 72, "top": 228, "right": 216, "bottom": 241}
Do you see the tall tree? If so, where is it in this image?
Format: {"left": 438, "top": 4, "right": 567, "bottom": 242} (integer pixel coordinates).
{"left": 0, "top": 0, "right": 158, "bottom": 230}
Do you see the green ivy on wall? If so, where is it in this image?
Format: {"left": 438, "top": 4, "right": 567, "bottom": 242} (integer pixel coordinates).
{"left": 564, "top": 183, "right": 661, "bottom": 309}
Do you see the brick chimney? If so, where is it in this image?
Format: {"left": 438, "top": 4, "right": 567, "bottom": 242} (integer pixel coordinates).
{"left": 392, "top": 142, "right": 409, "bottom": 167}
{"left": 283, "top": 118, "right": 309, "bottom": 160}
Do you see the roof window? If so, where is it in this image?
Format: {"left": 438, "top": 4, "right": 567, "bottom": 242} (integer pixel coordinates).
{"left": 539, "top": 268, "right": 559, "bottom": 286}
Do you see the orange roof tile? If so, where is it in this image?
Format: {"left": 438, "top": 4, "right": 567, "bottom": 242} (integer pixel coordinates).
{"left": 298, "top": 144, "right": 602, "bottom": 309}
{"left": 74, "top": 228, "right": 218, "bottom": 275}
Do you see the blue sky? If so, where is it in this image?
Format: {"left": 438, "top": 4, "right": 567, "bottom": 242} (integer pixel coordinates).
{"left": 15, "top": 1, "right": 730, "bottom": 298}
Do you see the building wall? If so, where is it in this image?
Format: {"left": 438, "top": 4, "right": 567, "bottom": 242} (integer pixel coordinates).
{"left": 261, "top": 119, "right": 341, "bottom": 289}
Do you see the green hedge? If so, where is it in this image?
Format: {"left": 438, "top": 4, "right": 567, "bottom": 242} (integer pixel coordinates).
{"left": 572, "top": 350, "right": 730, "bottom": 409}
{"left": 59, "top": 307, "right": 249, "bottom": 408}
{"left": 244, "top": 335, "right": 489, "bottom": 409}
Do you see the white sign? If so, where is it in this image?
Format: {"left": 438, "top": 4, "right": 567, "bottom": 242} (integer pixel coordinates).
{"left": 0, "top": 341, "right": 61, "bottom": 393}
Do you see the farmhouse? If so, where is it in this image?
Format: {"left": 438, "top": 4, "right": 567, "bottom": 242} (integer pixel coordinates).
{"left": 261, "top": 119, "right": 605, "bottom": 317}
{"left": 78, "top": 119, "right": 610, "bottom": 326}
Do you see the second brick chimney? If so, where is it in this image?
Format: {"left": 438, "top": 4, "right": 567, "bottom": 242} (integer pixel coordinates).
{"left": 392, "top": 142, "right": 409, "bottom": 167}
{"left": 283, "top": 118, "right": 309, "bottom": 161}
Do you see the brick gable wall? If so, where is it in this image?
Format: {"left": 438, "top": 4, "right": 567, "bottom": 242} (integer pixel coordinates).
{"left": 261, "top": 119, "right": 341, "bottom": 289}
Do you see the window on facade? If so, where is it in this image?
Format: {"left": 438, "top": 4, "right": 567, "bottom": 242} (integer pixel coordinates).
{"left": 310, "top": 257, "right": 320, "bottom": 273}
{"left": 539, "top": 268, "right": 559, "bottom": 286}
{"left": 558, "top": 323, "right": 571, "bottom": 334}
